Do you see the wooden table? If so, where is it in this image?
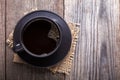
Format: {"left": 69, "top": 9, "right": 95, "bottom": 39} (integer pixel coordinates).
{"left": 0, "top": 0, "right": 119, "bottom": 80}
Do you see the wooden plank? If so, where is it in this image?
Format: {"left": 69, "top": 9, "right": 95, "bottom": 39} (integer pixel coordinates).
{"left": 64, "top": 0, "right": 119, "bottom": 80}
{"left": 6, "top": 0, "right": 64, "bottom": 80}
{"left": 0, "top": 0, "right": 5, "bottom": 80}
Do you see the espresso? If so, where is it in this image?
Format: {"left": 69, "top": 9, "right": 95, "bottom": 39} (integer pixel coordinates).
{"left": 22, "top": 19, "right": 57, "bottom": 55}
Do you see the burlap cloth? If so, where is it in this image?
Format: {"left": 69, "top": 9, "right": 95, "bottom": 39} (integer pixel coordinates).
{"left": 6, "top": 22, "right": 80, "bottom": 75}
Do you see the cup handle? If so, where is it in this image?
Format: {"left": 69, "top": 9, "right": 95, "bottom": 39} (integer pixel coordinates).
{"left": 13, "top": 43, "right": 24, "bottom": 53}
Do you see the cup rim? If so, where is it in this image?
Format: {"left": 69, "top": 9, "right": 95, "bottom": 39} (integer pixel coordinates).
{"left": 21, "top": 17, "right": 62, "bottom": 58}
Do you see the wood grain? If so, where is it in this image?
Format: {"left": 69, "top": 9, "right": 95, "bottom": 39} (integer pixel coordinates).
{"left": 2, "top": 0, "right": 119, "bottom": 80}
{"left": 64, "top": 0, "right": 119, "bottom": 80}
{"left": 0, "top": 0, "right": 5, "bottom": 80}
{"left": 6, "top": 0, "right": 64, "bottom": 80}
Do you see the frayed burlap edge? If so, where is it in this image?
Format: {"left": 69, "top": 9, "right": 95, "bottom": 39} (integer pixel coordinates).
{"left": 6, "top": 22, "right": 80, "bottom": 75}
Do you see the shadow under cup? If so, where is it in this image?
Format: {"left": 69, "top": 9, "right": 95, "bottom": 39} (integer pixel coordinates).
{"left": 22, "top": 19, "right": 60, "bottom": 56}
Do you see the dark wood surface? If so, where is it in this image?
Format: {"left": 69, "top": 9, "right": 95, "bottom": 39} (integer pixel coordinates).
{"left": 0, "top": 0, "right": 119, "bottom": 80}
{"left": 0, "top": 0, "right": 5, "bottom": 80}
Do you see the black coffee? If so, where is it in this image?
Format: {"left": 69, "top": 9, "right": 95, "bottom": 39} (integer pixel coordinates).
{"left": 22, "top": 19, "right": 57, "bottom": 55}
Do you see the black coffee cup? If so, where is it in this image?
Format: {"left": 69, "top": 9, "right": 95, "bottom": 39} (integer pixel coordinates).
{"left": 13, "top": 10, "right": 72, "bottom": 67}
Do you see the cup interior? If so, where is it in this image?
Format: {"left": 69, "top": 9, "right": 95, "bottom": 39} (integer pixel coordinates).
{"left": 22, "top": 19, "right": 60, "bottom": 56}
